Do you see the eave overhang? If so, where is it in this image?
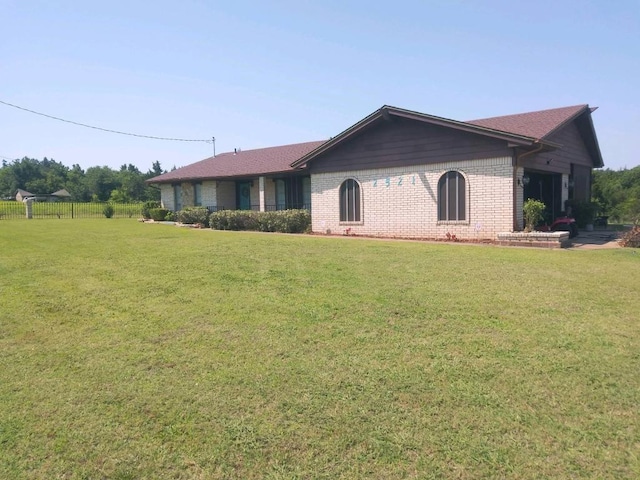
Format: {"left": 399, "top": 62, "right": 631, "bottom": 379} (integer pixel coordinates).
{"left": 146, "top": 169, "right": 310, "bottom": 185}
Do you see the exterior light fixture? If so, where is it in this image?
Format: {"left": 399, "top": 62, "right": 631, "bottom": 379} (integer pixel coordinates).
{"left": 518, "top": 175, "right": 531, "bottom": 187}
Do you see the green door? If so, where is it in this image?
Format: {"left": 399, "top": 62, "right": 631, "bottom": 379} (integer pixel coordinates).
{"left": 236, "top": 181, "right": 252, "bottom": 210}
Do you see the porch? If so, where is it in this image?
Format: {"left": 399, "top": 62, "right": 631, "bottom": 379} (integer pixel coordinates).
{"left": 162, "top": 174, "right": 311, "bottom": 213}
{"left": 516, "top": 162, "right": 592, "bottom": 229}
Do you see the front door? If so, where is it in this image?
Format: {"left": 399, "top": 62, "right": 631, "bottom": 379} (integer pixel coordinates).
{"left": 236, "top": 181, "right": 252, "bottom": 210}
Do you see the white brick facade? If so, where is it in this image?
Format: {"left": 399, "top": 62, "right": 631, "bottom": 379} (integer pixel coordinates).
{"left": 216, "top": 181, "right": 236, "bottom": 210}
{"left": 311, "top": 157, "right": 515, "bottom": 240}
{"left": 264, "top": 179, "right": 276, "bottom": 208}
{"left": 160, "top": 181, "right": 217, "bottom": 210}
{"left": 160, "top": 184, "right": 173, "bottom": 210}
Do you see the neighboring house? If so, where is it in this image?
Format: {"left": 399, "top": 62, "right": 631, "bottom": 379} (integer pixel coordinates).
{"left": 147, "top": 104, "right": 603, "bottom": 240}
{"left": 15, "top": 189, "right": 34, "bottom": 201}
{"left": 50, "top": 189, "right": 71, "bottom": 201}
{"left": 15, "top": 188, "right": 72, "bottom": 202}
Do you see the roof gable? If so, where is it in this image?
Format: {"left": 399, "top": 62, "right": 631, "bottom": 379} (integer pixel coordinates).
{"left": 293, "top": 104, "right": 602, "bottom": 169}
{"left": 291, "top": 105, "right": 551, "bottom": 169}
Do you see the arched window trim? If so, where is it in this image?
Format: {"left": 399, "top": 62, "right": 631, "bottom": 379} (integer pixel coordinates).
{"left": 437, "top": 170, "right": 469, "bottom": 223}
{"left": 339, "top": 178, "right": 362, "bottom": 223}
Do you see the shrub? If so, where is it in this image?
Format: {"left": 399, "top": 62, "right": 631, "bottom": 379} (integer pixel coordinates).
{"left": 209, "top": 209, "right": 311, "bottom": 233}
{"left": 177, "top": 207, "right": 210, "bottom": 227}
{"left": 523, "top": 199, "right": 546, "bottom": 232}
{"left": 566, "top": 199, "right": 598, "bottom": 228}
{"left": 619, "top": 223, "right": 640, "bottom": 248}
{"left": 209, "top": 210, "right": 259, "bottom": 231}
{"left": 149, "top": 208, "right": 169, "bottom": 221}
{"left": 141, "top": 201, "right": 161, "bottom": 219}
{"left": 103, "top": 203, "right": 115, "bottom": 219}
{"left": 165, "top": 211, "right": 176, "bottom": 222}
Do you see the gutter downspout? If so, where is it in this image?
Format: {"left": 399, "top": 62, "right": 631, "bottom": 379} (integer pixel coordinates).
{"left": 513, "top": 142, "right": 545, "bottom": 230}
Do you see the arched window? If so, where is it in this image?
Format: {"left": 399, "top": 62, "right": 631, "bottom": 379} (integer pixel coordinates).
{"left": 438, "top": 171, "right": 466, "bottom": 221}
{"left": 339, "top": 179, "right": 361, "bottom": 222}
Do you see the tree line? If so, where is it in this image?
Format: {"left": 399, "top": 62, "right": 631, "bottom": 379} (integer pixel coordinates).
{"left": 0, "top": 157, "right": 167, "bottom": 202}
{"left": 592, "top": 166, "right": 640, "bottom": 222}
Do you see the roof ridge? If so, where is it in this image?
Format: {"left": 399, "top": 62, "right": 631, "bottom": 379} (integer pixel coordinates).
{"left": 215, "top": 139, "right": 326, "bottom": 157}
{"left": 466, "top": 104, "right": 590, "bottom": 140}
{"left": 468, "top": 104, "right": 588, "bottom": 123}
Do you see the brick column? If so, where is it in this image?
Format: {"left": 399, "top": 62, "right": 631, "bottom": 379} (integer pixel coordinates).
{"left": 515, "top": 167, "right": 524, "bottom": 230}
{"left": 25, "top": 199, "right": 33, "bottom": 219}
{"left": 259, "top": 176, "right": 265, "bottom": 212}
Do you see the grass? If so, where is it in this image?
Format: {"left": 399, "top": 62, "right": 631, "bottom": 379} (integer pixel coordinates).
{"left": 1, "top": 220, "right": 639, "bottom": 479}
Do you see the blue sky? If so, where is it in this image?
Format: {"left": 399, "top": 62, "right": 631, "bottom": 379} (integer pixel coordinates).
{"left": 1, "top": 0, "right": 638, "bottom": 172}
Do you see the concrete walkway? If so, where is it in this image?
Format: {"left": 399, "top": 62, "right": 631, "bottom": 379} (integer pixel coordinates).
{"left": 570, "top": 230, "right": 621, "bottom": 249}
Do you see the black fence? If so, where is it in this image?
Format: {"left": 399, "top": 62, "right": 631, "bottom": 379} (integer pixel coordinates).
{"left": 205, "top": 205, "right": 227, "bottom": 214}
{"left": 264, "top": 203, "right": 311, "bottom": 211}
{"left": 0, "top": 201, "right": 144, "bottom": 220}
{"left": 205, "top": 204, "right": 311, "bottom": 214}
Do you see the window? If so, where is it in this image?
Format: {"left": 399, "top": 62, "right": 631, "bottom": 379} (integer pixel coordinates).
{"left": 438, "top": 171, "right": 465, "bottom": 221}
{"left": 193, "top": 183, "right": 202, "bottom": 206}
{"left": 275, "top": 179, "right": 286, "bottom": 210}
{"left": 339, "top": 179, "right": 361, "bottom": 222}
{"left": 173, "top": 184, "right": 182, "bottom": 211}
{"left": 274, "top": 176, "right": 311, "bottom": 210}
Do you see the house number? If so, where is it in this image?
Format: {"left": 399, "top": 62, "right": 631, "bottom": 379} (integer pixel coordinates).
{"left": 372, "top": 175, "right": 417, "bottom": 187}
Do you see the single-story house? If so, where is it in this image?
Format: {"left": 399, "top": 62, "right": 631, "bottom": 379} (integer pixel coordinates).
{"left": 147, "top": 104, "right": 603, "bottom": 240}
{"left": 15, "top": 189, "right": 34, "bottom": 202}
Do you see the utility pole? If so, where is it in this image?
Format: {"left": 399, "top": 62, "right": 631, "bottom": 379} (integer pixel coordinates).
{"left": 212, "top": 137, "right": 216, "bottom": 157}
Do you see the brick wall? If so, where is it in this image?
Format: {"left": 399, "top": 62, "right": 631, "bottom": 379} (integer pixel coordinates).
{"left": 249, "top": 179, "right": 260, "bottom": 209}
{"left": 264, "top": 178, "right": 276, "bottom": 208}
{"left": 200, "top": 181, "right": 216, "bottom": 208}
{"left": 311, "top": 157, "right": 514, "bottom": 240}
{"left": 217, "top": 181, "right": 236, "bottom": 210}
{"left": 515, "top": 167, "right": 524, "bottom": 230}
{"left": 160, "top": 185, "right": 173, "bottom": 210}
{"left": 181, "top": 183, "right": 194, "bottom": 208}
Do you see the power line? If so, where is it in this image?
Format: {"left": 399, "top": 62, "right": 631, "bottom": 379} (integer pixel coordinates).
{"left": 0, "top": 99, "right": 212, "bottom": 143}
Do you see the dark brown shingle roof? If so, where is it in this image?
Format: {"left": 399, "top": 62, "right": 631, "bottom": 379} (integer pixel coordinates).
{"left": 150, "top": 104, "right": 599, "bottom": 183}
{"left": 149, "top": 140, "right": 326, "bottom": 183}
{"left": 467, "top": 104, "right": 588, "bottom": 140}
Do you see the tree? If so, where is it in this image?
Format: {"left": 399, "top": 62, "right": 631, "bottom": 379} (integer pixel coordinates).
{"left": 149, "top": 160, "right": 164, "bottom": 177}
{"left": 0, "top": 156, "right": 165, "bottom": 202}
{"left": 0, "top": 163, "right": 19, "bottom": 198}
{"left": 593, "top": 166, "right": 640, "bottom": 222}
{"left": 65, "top": 164, "right": 90, "bottom": 201}
{"left": 85, "top": 166, "right": 118, "bottom": 202}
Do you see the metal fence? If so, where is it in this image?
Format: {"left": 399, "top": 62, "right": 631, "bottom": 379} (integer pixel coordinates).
{"left": 1, "top": 202, "right": 313, "bottom": 220}
{"left": 205, "top": 204, "right": 311, "bottom": 214}
{"left": 0, "top": 201, "right": 144, "bottom": 220}
{"left": 205, "top": 205, "right": 227, "bottom": 214}
{"left": 264, "top": 203, "right": 311, "bottom": 211}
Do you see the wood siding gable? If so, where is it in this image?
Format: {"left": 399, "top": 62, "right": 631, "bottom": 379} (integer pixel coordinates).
{"left": 523, "top": 120, "right": 595, "bottom": 174}
{"left": 308, "top": 117, "right": 513, "bottom": 174}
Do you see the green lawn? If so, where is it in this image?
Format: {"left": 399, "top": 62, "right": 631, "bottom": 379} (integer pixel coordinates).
{"left": 1, "top": 220, "right": 638, "bottom": 479}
